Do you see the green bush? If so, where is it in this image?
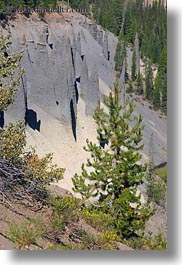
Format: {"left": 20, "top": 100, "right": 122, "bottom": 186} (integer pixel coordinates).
{"left": 49, "top": 195, "right": 81, "bottom": 229}
{"left": 7, "top": 219, "right": 45, "bottom": 250}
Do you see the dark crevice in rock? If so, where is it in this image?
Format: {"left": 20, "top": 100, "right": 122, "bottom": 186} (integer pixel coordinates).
{"left": 49, "top": 43, "right": 53, "bottom": 49}
{"left": 0, "top": 111, "right": 4, "bottom": 128}
{"left": 21, "top": 75, "right": 27, "bottom": 109}
{"left": 74, "top": 80, "right": 79, "bottom": 104}
{"left": 27, "top": 47, "right": 32, "bottom": 64}
{"left": 70, "top": 99, "right": 77, "bottom": 142}
{"left": 108, "top": 51, "right": 110, "bottom": 61}
{"left": 70, "top": 47, "right": 75, "bottom": 74}
{"left": 76, "top": 76, "right": 80, "bottom": 83}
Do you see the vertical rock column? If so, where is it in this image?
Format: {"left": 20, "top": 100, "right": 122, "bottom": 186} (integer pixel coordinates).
{"left": 89, "top": 23, "right": 97, "bottom": 41}
{"left": 71, "top": 33, "right": 77, "bottom": 76}
{"left": 76, "top": 32, "right": 81, "bottom": 56}
{"left": 80, "top": 56, "right": 89, "bottom": 101}
{"left": 103, "top": 31, "right": 109, "bottom": 60}
{"left": 74, "top": 32, "right": 82, "bottom": 78}
{"left": 97, "top": 30, "right": 103, "bottom": 47}
{"left": 85, "top": 66, "right": 100, "bottom": 116}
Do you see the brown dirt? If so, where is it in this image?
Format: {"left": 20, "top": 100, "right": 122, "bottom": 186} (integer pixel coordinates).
{"left": 0, "top": 185, "right": 133, "bottom": 250}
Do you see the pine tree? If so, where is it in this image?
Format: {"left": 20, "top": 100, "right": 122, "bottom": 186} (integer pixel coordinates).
{"left": 153, "top": 75, "right": 161, "bottom": 110}
{"left": 136, "top": 71, "right": 143, "bottom": 95}
{"left": 145, "top": 60, "right": 153, "bottom": 100}
{"left": 72, "top": 83, "right": 152, "bottom": 238}
{"left": 114, "top": 38, "right": 126, "bottom": 74}
{"left": 146, "top": 133, "right": 155, "bottom": 202}
{"left": 131, "top": 49, "right": 136, "bottom": 81}
{"left": 126, "top": 80, "right": 133, "bottom": 94}
{"left": 0, "top": 35, "right": 23, "bottom": 112}
{"left": 158, "top": 47, "right": 167, "bottom": 114}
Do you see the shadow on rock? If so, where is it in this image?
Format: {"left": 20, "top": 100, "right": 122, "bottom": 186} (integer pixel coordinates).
{"left": 25, "top": 109, "right": 41, "bottom": 132}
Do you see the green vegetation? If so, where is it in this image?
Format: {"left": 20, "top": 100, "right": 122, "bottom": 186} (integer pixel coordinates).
{"left": 0, "top": 35, "right": 23, "bottom": 111}
{"left": 69, "top": 0, "right": 167, "bottom": 114}
{"left": 146, "top": 134, "right": 167, "bottom": 208}
{"left": 7, "top": 219, "right": 45, "bottom": 250}
{"left": 0, "top": 0, "right": 58, "bottom": 13}
{"left": 155, "top": 165, "right": 167, "bottom": 183}
{"left": 72, "top": 83, "right": 153, "bottom": 239}
{"left": 49, "top": 195, "right": 81, "bottom": 229}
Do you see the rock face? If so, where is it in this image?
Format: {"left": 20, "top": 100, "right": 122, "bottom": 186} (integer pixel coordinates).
{"left": 80, "top": 55, "right": 89, "bottom": 101}
{"left": 1, "top": 12, "right": 167, "bottom": 166}
{"left": 2, "top": 14, "right": 110, "bottom": 139}
{"left": 97, "top": 30, "right": 103, "bottom": 47}
{"left": 89, "top": 23, "right": 97, "bottom": 41}
{"left": 85, "top": 66, "right": 100, "bottom": 116}
{"left": 103, "top": 31, "right": 109, "bottom": 60}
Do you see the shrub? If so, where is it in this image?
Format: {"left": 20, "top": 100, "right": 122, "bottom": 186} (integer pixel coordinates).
{"left": 49, "top": 195, "right": 81, "bottom": 229}
{"left": 7, "top": 219, "right": 45, "bottom": 250}
{"left": 81, "top": 206, "right": 114, "bottom": 232}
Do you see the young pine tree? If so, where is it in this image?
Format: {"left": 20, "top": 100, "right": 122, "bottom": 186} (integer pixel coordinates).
{"left": 146, "top": 133, "right": 155, "bottom": 202}
{"left": 0, "top": 35, "right": 23, "bottom": 112}
{"left": 131, "top": 49, "right": 136, "bottom": 81}
{"left": 153, "top": 75, "right": 161, "bottom": 110}
{"left": 136, "top": 71, "right": 143, "bottom": 95}
{"left": 72, "top": 83, "right": 152, "bottom": 238}
{"left": 145, "top": 61, "right": 153, "bottom": 100}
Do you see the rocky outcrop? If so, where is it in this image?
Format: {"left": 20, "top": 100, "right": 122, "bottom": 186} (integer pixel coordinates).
{"left": 89, "top": 22, "right": 97, "bottom": 41}
{"left": 85, "top": 66, "right": 100, "bottom": 116}
{"left": 1, "top": 12, "right": 167, "bottom": 165}
{"left": 76, "top": 32, "right": 81, "bottom": 56}
{"left": 97, "top": 30, "right": 103, "bottom": 47}
{"left": 80, "top": 55, "right": 89, "bottom": 101}
{"left": 103, "top": 31, "right": 109, "bottom": 60}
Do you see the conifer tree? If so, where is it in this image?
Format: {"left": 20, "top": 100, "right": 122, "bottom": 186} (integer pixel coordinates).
{"left": 157, "top": 47, "right": 167, "bottom": 114}
{"left": 131, "top": 49, "right": 136, "bottom": 81}
{"left": 0, "top": 35, "right": 23, "bottom": 111}
{"left": 114, "top": 38, "right": 126, "bottom": 74}
{"left": 136, "top": 71, "right": 143, "bottom": 95}
{"left": 146, "top": 133, "right": 155, "bottom": 202}
{"left": 145, "top": 60, "right": 153, "bottom": 100}
{"left": 72, "top": 83, "right": 152, "bottom": 238}
{"left": 153, "top": 75, "right": 161, "bottom": 110}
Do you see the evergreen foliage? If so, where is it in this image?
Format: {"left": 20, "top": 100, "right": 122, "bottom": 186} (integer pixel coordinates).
{"left": 0, "top": 35, "right": 23, "bottom": 111}
{"left": 114, "top": 38, "right": 126, "bottom": 73}
{"left": 131, "top": 49, "right": 136, "bottom": 81}
{"left": 145, "top": 60, "right": 153, "bottom": 100}
{"left": 0, "top": 0, "right": 58, "bottom": 13}
{"left": 72, "top": 83, "right": 153, "bottom": 238}
{"left": 156, "top": 47, "right": 167, "bottom": 114}
{"left": 136, "top": 71, "right": 143, "bottom": 95}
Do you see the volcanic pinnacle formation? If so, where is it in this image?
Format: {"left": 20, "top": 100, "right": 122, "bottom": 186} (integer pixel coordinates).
{"left": 85, "top": 66, "right": 100, "bottom": 116}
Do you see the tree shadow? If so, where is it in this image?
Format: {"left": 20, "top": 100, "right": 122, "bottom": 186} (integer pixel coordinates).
{"left": 25, "top": 109, "right": 41, "bottom": 132}
{"left": 70, "top": 100, "right": 77, "bottom": 142}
